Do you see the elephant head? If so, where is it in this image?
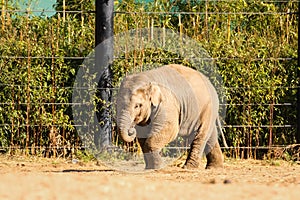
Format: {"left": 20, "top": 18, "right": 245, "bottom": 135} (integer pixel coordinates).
{"left": 116, "top": 76, "right": 162, "bottom": 143}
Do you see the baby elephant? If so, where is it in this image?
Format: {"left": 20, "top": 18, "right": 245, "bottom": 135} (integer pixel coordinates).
{"left": 116, "top": 64, "right": 224, "bottom": 169}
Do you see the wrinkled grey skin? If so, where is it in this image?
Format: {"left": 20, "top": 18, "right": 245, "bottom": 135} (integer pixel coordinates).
{"left": 116, "top": 64, "right": 224, "bottom": 169}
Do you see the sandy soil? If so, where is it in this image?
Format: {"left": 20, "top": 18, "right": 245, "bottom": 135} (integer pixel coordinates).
{"left": 0, "top": 155, "right": 299, "bottom": 200}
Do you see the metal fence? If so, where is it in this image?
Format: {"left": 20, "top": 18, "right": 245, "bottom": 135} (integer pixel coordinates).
{"left": 0, "top": 0, "right": 299, "bottom": 159}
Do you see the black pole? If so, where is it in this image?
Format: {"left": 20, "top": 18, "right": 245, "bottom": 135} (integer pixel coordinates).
{"left": 297, "top": 1, "right": 300, "bottom": 144}
{"left": 95, "top": 0, "right": 114, "bottom": 46}
{"left": 95, "top": 0, "right": 114, "bottom": 149}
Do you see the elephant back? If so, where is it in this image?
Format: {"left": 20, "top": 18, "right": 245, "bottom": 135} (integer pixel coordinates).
{"left": 143, "top": 65, "right": 203, "bottom": 137}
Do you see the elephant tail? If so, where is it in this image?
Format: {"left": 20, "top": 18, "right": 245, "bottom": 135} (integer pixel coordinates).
{"left": 217, "top": 117, "right": 228, "bottom": 148}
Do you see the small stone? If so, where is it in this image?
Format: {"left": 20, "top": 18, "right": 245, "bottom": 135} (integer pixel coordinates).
{"left": 209, "top": 179, "right": 216, "bottom": 184}
{"left": 72, "top": 159, "right": 79, "bottom": 164}
{"left": 223, "top": 179, "right": 232, "bottom": 184}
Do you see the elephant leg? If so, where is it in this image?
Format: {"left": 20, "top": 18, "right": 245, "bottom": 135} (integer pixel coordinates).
{"left": 184, "top": 108, "right": 214, "bottom": 169}
{"left": 137, "top": 116, "right": 179, "bottom": 170}
{"left": 143, "top": 151, "right": 162, "bottom": 169}
{"left": 204, "top": 127, "right": 224, "bottom": 169}
{"left": 183, "top": 130, "right": 207, "bottom": 169}
{"left": 137, "top": 138, "right": 148, "bottom": 167}
{"left": 137, "top": 137, "right": 162, "bottom": 169}
{"left": 205, "top": 142, "right": 223, "bottom": 169}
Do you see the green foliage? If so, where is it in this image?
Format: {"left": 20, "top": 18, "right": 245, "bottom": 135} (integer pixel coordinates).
{"left": 0, "top": 0, "right": 298, "bottom": 159}
{"left": 113, "top": 0, "right": 298, "bottom": 158}
{"left": 75, "top": 149, "right": 96, "bottom": 162}
{"left": 0, "top": 0, "right": 94, "bottom": 154}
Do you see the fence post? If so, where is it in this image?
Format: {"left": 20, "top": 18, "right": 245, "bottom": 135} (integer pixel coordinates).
{"left": 297, "top": 1, "right": 300, "bottom": 144}
{"left": 94, "top": 0, "right": 114, "bottom": 148}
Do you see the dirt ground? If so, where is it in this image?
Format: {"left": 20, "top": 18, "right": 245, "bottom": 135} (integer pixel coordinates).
{"left": 0, "top": 155, "right": 299, "bottom": 200}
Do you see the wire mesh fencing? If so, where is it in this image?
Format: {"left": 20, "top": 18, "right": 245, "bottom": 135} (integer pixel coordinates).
{"left": 0, "top": 0, "right": 299, "bottom": 160}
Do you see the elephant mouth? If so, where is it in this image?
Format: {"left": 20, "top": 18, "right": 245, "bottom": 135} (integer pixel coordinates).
{"left": 137, "top": 117, "right": 151, "bottom": 126}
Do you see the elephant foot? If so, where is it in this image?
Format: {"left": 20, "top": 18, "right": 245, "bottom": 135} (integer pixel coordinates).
{"left": 183, "top": 162, "right": 199, "bottom": 170}
{"left": 143, "top": 151, "right": 162, "bottom": 169}
{"left": 205, "top": 142, "right": 224, "bottom": 169}
{"left": 205, "top": 162, "right": 223, "bottom": 169}
{"left": 183, "top": 156, "right": 200, "bottom": 169}
{"left": 182, "top": 147, "right": 201, "bottom": 169}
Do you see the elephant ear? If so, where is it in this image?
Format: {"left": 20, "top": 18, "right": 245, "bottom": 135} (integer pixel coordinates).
{"left": 148, "top": 82, "right": 162, "bottom": 107}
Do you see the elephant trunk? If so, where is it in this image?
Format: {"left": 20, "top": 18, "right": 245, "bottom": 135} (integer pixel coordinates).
{"left": 117, "top": 110, "right": 137, "bottom": 143}
{"left": 120, "top": 127, "right": 137, "bottom": 143}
